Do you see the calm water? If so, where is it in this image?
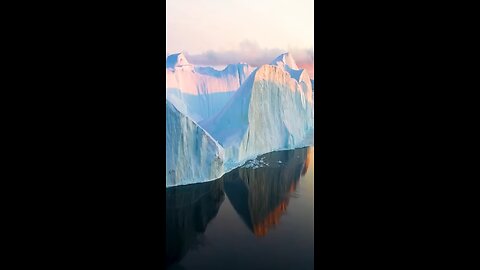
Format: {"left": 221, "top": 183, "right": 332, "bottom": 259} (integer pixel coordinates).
{"left": 166, "top": 147, "right": 314, "bottom": 270}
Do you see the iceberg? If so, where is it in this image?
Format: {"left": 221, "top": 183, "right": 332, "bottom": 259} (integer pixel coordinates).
{"left": 166, "top": 52, "right": 314, "bottom": 187}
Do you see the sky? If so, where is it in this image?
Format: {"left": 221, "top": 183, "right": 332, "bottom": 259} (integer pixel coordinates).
{"left": 167, "top": 0, "right": 314, "bottom": 78}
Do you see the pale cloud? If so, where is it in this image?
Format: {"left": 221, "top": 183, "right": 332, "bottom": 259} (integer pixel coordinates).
{"left": 168, "top": 40, "right": 314, "bottom": 78}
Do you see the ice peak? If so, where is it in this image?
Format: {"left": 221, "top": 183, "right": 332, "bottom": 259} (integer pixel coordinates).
{"left": 271, "top": 52, "right": 298, "bottom": 70}
{"left": 166, "top": 52, "right": 191, "bottom": 69}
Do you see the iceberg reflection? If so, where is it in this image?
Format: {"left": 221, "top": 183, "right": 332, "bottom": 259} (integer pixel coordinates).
{"left": 165, "top": 146, "right": 313, "bottom": 269}
{"left": 165, "top": 179, "right": 224, "bottom": 267}
{"left": 224, "top": 147, "right": 310, "bottom": 237}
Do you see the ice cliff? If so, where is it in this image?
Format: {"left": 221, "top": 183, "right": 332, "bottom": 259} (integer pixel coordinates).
{"left": 166, "top": 100, "right": 225, "bottom": 187}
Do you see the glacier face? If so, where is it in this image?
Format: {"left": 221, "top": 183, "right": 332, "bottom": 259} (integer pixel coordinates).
{"left": 166, "top": 100, "right": 225, "bottom": 187}
{"left": 166, "top": 52, "right": 314, "bottom": 187}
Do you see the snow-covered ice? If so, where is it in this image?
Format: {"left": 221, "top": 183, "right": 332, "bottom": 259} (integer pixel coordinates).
{"left": 166, "top": 53, "right": 256, "bottom": 122}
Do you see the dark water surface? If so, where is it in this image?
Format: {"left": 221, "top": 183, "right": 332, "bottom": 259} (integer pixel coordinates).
{"left": 166, "top": 147, "right": 314, "bottom": 270}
